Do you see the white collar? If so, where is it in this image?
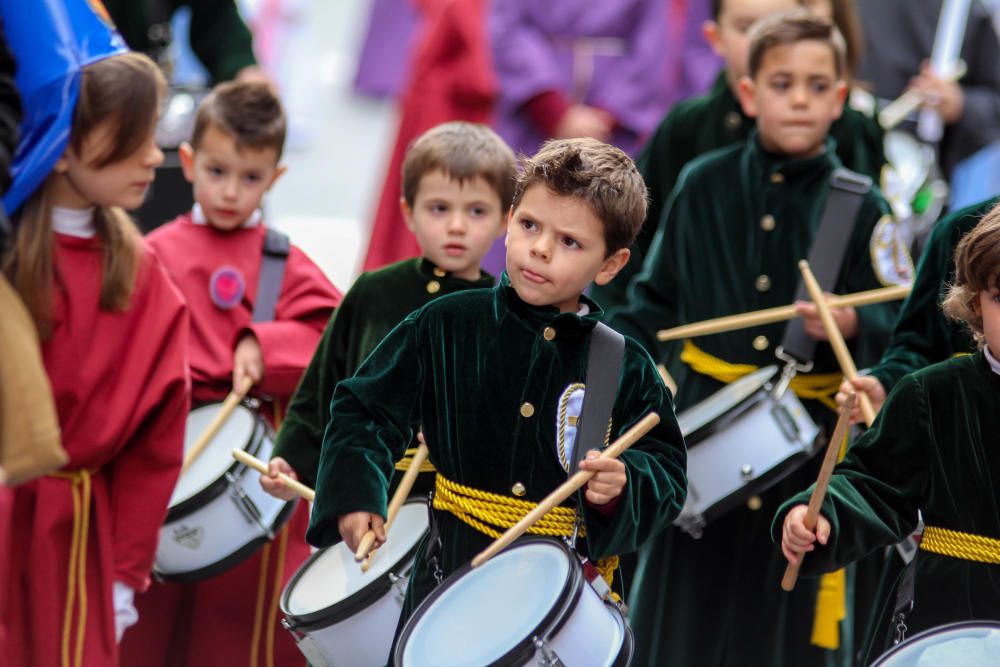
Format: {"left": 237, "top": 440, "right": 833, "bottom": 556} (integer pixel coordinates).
{"left": 986, "top": 346, "right": 1000, "bottom": 376}
{"left": 191, "top": 203, "right": 262, "bottom": 228}
{"left": 577, "top": 302, "right": 590, "bottom": 317}
{"left": 52, "top": 206, "right": 97, "bottom": 238}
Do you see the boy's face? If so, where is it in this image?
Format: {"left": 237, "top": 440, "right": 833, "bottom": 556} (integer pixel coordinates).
{"left": 978, "top": 287, "right": 1000, "bottom": 358}
{"left": 505, "top": 185, "right": 628, "bottom": 314}
{"left": 737, "top": 40, "right": 846, "bottom": 159}
{"left": 179, "top": 125, "right": 285, "bottom": 231}
{"left": 704, "top": 0, "right": 798, "bottom": 89}
{"left": 401, "top": 170, "right": 506, "bottom": 281}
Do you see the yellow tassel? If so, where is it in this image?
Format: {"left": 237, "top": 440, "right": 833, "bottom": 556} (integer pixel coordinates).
{"left": 811, "top": 568, "right": 846, "bottom": 649}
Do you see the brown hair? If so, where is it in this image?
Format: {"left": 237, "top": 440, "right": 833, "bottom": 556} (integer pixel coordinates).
{"left": 511, "top": 138, "right": 647, "bottom": 256}
{"left": 401, "top": 122, "right": 517, "bottom": 211}
{"left": 942, "top": 206, "right": 1000, "bottom": 347}
{"left": 747, "top": 9, "right": 847, "bottom": 80}
{"left": 192, "top": 81, "right": 286, "bottom": 159}
{"left": 2, "top": 52, "right": 164, "bottom": 337}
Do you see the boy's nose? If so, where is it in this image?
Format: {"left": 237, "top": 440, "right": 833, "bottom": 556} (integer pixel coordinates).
{"left": 530, "top": 237, "right": 551, "bottom": 260}
{"left": 447, "top": 211, "right": 466, "bottom": 233}
{"left": 223, "top": 178, "right": 239, "bottom": 199}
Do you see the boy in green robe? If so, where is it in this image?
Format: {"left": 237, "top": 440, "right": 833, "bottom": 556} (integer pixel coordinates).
{"left": 261, "top": 122, "right": 516, "bottom": 496}
{"left": 778, "top": 207, "right": 1000, "bottom": 660}
{"left": 609, "top": 11, "right": 907, "bottom": 666}
{"left": 592, "top": 0, "right": 885, "bottom": 312}
{"left": 307, "top": 137, "right": 688, "bottom": 637}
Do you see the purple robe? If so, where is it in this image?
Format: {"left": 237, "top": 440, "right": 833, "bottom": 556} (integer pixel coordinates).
{"left": 352, "top": 0, "right": 421, "bottom": 98}
{"left": 664, "top": 0, "right": 722, "bottom": 107}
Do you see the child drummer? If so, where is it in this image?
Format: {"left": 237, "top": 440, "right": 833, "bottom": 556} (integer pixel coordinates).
{"left": 308, "top": 138, "right": 687, "bottom": 640}
{"left": 608, "top": 11, "right": 908, "bottom": 666}
{"left": 777, "top": 206, "right": 1000, "bottom": 656}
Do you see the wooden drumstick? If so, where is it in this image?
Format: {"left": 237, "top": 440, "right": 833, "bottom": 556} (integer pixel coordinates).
{"left": 798, "top": 261, "right": 877, "bottom": 427}
{"left": 181, "top": 376, "right": 254, "bottom": 473}
{"left": 354, "top": 443, "right": 430, "bottom": 565}
{"left": 231, "top": 448, "right": 315, "bottom": 502}
{"left": 656, "top": 285, "right": 910, "bottom": 342}
{"left": 782, "top": 393, "right": 855, "bottom": 591}
{"left": 878, "top": 59, "right": 967, "bottom": 130}
{"left": 471, "top": 412, "right": 660, "bottom": 569}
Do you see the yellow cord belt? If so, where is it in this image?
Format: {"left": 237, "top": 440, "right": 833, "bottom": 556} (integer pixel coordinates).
{"left": 395, "top": 447, "right": 437, "bottom": 473}
{"left": 48, "top": 469, "right": 93, "bottom": 667}
{"left": 920, "top": 526, "right": 1000, "bottom": 565}
{"left": 432, "top": 473, "right": 619, "bottom": 588}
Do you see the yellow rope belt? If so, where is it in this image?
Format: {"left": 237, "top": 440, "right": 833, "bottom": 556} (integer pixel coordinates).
{"left": 920, "top": 526, "right": 1000, "bottom": 565}
{"left": 395, "top": 447, "right": 437, "bottom": 473}
{"left": 48, "top": 469, "right": 93, "bottom": 667}
{"left": 681, "top": 340, "right": 843, "bottom": 411}
{"left": 432, "top": 473, "right": 619, "bottom": 589}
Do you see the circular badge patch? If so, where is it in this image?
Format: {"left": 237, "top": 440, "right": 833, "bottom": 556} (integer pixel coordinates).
{"left": 210, "top": 266, "right": 246, "bottom": 310}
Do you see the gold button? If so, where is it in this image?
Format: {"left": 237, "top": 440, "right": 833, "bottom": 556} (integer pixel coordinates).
{"left": 543, "top": 326, "right": 556, "bottom": 341}
{"left": 433, "top": 267, "right": 447, "bottom": 278}
{"left": 755, "top": 275, "right": 771, "bottom": 292}
{"left": 426, "top": 280, "right": 441, "bottom": 294}
{"left": 752, "top": 335, "right": 769, "bottom": 351}
{"left": 747, "top": 495, "right": 763, "bottom": 511}
{"left": 520, "top": 402, "right": 535, "bottom": 418}
{"left": 725, "top": 111, "right": 742, "bottom": 131}
{"left": 760, "top": 214, "right": 776, "bottom": 231}
{"left": 511, "top": 482, "right": 526, "bottom": 497}
{"left": 770, "top": 172, "right": 785, "bottom": 184}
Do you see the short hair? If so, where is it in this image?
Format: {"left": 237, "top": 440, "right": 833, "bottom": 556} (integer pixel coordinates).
{"left": 511, "top": 138, "right": 647, "bottom": 256}
{"left": 192, "top": 81, "right": 286, "bottom": 159}
{"left": 747, "top": 10, "right": 847, "bottom": 80}
{"left": 401, "top": 122, "right": 517, "bottom": 211}
{"left": 942, "top": 205, "right": 1000, "bottom": 347}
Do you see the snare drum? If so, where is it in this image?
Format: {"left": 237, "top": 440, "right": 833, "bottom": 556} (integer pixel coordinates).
{"left": 281, "top": 498, "right": 429, "bottom": 667}
{"left": 674, "top": 365, "right": 821, "bottom": 537}
{"left": 154, "top": 403, "right": 294, "bottom": 582}
{"left": 871, "top": 621, "right": 1000, "bottom": 666}
{"left": 394, "top": 538, "right": 633, "bottom": 667}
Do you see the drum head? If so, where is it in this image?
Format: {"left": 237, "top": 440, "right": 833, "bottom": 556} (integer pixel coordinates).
{"left": 169, "top": 404, "right": 257, "bottom": 507}
{"left": 284, "top": 500, "right": 429, "bottom": 619}
{"left": 677, "top": 365, "right": 777, "bottom": 439}
{"left": 872, "top": 621, "right": 1000, "bottom": 666}
{"left": 398, "top": 540, "right": 586, "bottom": 667}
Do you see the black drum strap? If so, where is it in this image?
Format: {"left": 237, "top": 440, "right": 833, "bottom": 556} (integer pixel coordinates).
{"left": 569, "top": 322, "right": 625, "bottom": 474}
{"left": 780, "top": 168, "right": 872, "bottom": 364}
{"left": 252, "top": 227, "right": 290, "bottom": 323}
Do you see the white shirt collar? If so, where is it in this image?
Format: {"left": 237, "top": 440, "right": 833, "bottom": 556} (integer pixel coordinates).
{"left": 191, "top": 203, "right": 262, "bottom": 228}
{"left": 52, "top": 206, "right": 97, "bottom": 238}
{"left": 577, "top": 302, "right": 590, "bottom": 316}
{"left": 986, "top": 346, "right": 1000, "bottom": 376}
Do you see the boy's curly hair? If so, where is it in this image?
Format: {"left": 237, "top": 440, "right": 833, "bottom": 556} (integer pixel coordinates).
{"left": 943, "top": 204, "right": 1000, "bottom": 347}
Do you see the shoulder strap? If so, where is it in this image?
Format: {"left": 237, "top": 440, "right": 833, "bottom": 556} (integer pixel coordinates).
{"left": 780, "top": 167, "right": 872, "bottom": 363}
{"left": 252, "top": 227, "right": 290, "bottom": 323}
{"left": 569, "top": 322, "right": 626, "bottom": 473}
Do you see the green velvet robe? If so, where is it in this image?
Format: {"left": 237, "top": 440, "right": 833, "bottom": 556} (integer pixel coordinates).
{"left": 869, "top": 198, "right": 997, "bottom": 392}
{"left": 774, "top": 352, "right": 1000, "bottom": 658}
{"left": 608, "top": 134, "right": 903, "bottom": 667}
{"left": 307, "top": 275, "right": 687, "bottom": 632}
{"left": 592, "top": 72, "right": 886, "bottom": 312}
{"left": 273, "top": 258, "right": 493, "bottom": 488}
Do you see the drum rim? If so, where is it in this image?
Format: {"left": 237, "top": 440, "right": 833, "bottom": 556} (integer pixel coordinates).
{"left": 154, "top": 497, "right": 298, "bottom": 583}
{"left": 392, "top": 537, "right": 586, "bottom": 667}
{"left": 679, "top": 366, "right": 779, "bottom": 447}
{"left": 870, "top": 620, "right": 1000, "bottom": 666}
{"left": 281, "top": 496, "right": 429, "bottom": 629}
{"left": 166, "top": 404, "right": 270, "bottom": 521}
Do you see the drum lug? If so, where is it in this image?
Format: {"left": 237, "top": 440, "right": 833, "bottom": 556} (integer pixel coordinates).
{"left": 533, "top": 637, "right": 565, "bottom": 666}
{"left": 772, "top": 347, "right": 813, "bottom": 399}
{"left": 225, "top": 472, "right": 274, "bottom": 539}
{"left": 677, "top": 513, "right": 706, "bottom": 539}
{"left": 388, "top": 571, "right": 408, "bottom": 601}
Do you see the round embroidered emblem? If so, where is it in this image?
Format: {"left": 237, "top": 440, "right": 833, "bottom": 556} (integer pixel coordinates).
{"left": 210, "top": 266, "right": 246, "bottom": 310}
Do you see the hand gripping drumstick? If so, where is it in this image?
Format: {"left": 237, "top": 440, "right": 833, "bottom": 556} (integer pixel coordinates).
{"left": 781, "top": 393, "right": 855, "bottom": 591}
{"left": 798, "top": 261, "right": 877, "bottom": 427}
{"left": 471, "top": 412, "right": 660, "bottom": 569}
{"left": 231, "top": 448, "right": 315, "bottom": 502}
{"left": 656, "top": 285, "right": 910, "bottom": 342}
{"left": 181, "top": 376, "right": 254, "bottom": 474}
{"left": 878, "top": 59, "right": 967, "bottom": 130}
{"left": 354, "top": 443, "right": 430, "bottom": 565}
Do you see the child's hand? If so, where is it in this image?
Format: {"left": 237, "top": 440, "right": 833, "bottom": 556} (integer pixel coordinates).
{"left": 781, "top": 504, "right": 831, "bottom": 566}
{"left": 338, "top": 511, "right": 386, "bottom": 553}
{"left": 836, "top": 376, "right": 887, "bottom": 425}
{"left": 555, "top": 105, "right": 614, "bottom": 142}
{"left": 794, "top": 298, "right": 858, "bottom": 340}
{"left": 579, "top": 450, "right": 627, "bottom": 506}
{"left": 233, "top": 334, "right": 264, "bottom": 391}
{"left": 259, "top": 456, "right": 299, "bottom": 501}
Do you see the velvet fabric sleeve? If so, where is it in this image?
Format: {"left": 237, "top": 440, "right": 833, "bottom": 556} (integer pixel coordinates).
{"left": 185, "top": 0, "right": 257, "bottom": 82}
{"left": 772, "top": 374, "right": 930, "bottom": 574}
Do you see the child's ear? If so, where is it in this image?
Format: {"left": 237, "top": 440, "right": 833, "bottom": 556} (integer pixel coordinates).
{"left": 594, "top": 247, "right": 631, "bottom": 286}
{"left": 400, "top": 197, "right": 416, "bottom": 232}
{"left": 178, "top": 142, "right": 196, "bottom": 183}
{"left": 496, "top": 206, "right": 511, "bottom": 238}
{"left": 703, "top": 20, "right": 723, "bottom": 55}
{"left": 831, "top": 79, "right": 848, "bottom": 120}
{"left": 736, "top": 76, "right": 758, "bottom": 118}
{"left": 266, "top": 164, "right": 288, "bottom": 190}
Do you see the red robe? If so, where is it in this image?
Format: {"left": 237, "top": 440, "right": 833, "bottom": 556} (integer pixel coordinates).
{"left": 5, "top": 233, "right": 190, "bottom": 667}
{"left": 121, "top": 213, "right": 341, "bottom": 667}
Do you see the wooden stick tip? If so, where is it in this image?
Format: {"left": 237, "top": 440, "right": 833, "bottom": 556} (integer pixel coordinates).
{"left": 798, "top": 259, "right": 809, "bottom": 270}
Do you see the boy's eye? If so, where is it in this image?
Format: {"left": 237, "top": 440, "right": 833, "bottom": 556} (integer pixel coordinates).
{"left": 469, "top": 206, "right": 488, "bottom": 217}
{"left": 244, "top": 172, "right": 262, "bottom": 183}
{"left": 520, "top": 218, "right": 537, "bottom": 231}
{"left": 429, "top": 203, "right": 448, "bottom": 214}
{"left": 561, "top": 236, "right": 581, "bottom": 249}
{"left": 811, "top": 81, "right": 830, "bottom": 93}
{"left": 208, "top": 166, "right": 224, "bottom": 177}
{"left": 770, "top": 79, "right": 790, "bottom": 92}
